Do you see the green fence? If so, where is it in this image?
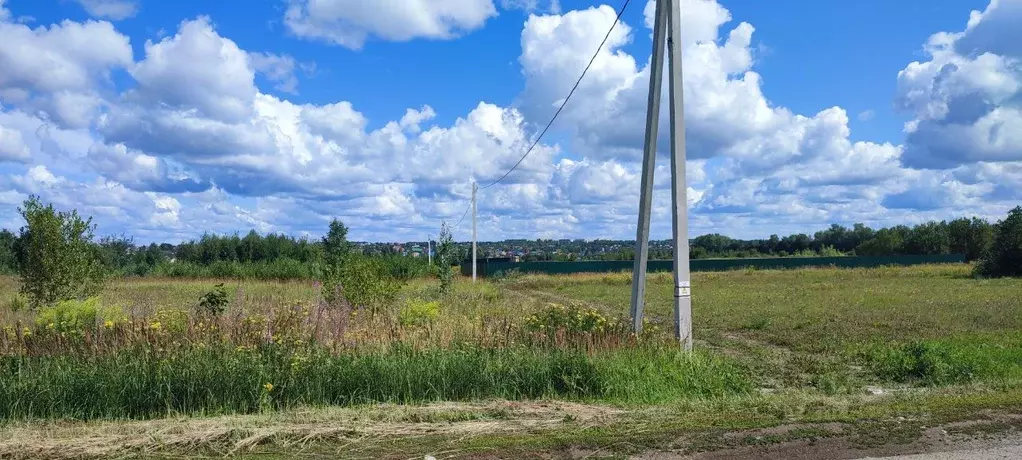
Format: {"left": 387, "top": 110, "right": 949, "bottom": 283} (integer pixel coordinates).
{"left": 461, "top": 254, "right": 966, "bottom": 278}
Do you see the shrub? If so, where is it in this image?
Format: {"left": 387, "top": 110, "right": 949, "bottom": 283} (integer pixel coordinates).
{"left": 492, "top": 268, "right": 523, "bottom": 283}
{"left": 197, "top": 283, "right": 230, "bottom": 316}
{"left": 35, "top": 297, "right": 126, "bottom": 334}
{"left": 381, "top": 255, "right": 430, "bottom": 281}
{"left": 14, "top": 196, "right": 106, "bottom": 308}
{"left": 324, "top": 255, "right": 400, "bottom": 313}
{"left": 399, "top": 299, "right": 441, "bottom": 327}
{"left": 816, "top": 245, "right": 844, "bottom": 257}
{"left": 149, "top": 259, "right": 322, "bottom": 280}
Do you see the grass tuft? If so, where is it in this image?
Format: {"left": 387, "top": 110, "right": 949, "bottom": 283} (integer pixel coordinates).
{"left": 0, "top": 342, "right": 751, "bottom": 420}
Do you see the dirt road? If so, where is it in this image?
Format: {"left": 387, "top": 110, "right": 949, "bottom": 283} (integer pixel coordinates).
{"left": 863, "top": 444, "right": 1022, "bottom": 459}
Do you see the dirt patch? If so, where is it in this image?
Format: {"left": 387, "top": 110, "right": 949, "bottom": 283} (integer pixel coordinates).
{"left": 621, "top": 416, "right": 1022, "bottom": 460}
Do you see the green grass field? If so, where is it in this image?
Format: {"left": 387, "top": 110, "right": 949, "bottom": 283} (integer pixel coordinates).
{"left": 1, "top": 264, "right": 1022, "bottom": 458}
{"left": 513, "top": 265, "right": 1022, "bottom": 390}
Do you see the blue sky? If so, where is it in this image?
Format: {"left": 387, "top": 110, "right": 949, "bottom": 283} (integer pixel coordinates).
{"left": 0, "top": 0, "right": 1019, "bottom": 243}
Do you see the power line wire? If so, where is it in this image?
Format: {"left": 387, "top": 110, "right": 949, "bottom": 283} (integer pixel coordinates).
{"left": 480, "top": 0, "right": 632, "bottom": 190}
{"left": 452, "top": 201, "right": 472, "bottom": 229}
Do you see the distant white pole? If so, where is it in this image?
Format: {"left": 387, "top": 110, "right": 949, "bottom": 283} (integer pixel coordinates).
{"left": 667, "top": 0, "right": 692, "bottom": 351}
{"left": 472, "top": 182, "right": 478, "bottom": 282}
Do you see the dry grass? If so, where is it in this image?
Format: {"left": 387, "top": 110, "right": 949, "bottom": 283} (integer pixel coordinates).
{"left": 0, "top": 401, "right": 626, "bottom": 459}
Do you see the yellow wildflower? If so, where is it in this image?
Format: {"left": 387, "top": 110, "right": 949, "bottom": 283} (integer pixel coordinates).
{"left": 263, "top": 383, "right": 274, "bottom": 392}
{"left": 103, "top": 320, "right": 115, "bottom": 329}
{"left": 150, "top": 322, "right": 162, "bottom": 330}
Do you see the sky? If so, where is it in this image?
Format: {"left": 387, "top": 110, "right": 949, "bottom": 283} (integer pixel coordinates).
{"left": 0, "top": 0, "right": 1019, "bottom": 243}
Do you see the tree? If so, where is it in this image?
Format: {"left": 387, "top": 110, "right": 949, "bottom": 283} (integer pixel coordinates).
{"left": 322, "top": 219, "right": 351, "bottom": 266}
{"left": 850, "top": 224, "right": 875, "bottom": 252}
{"left": 814, "top": 224, "right": 851, "bottom": 252}
{"left": 948, "top": 217, "right": 994, "bottom": 261}
{"left": 904, "top": 221, "right": 950, "bottom": 255}
{"left": 14, "top": 196, "right": 106, "bottom": 308}
{"left": 976, "top": 207, "right": 1022, "bottom": 278}
{"left": 0, "top": 229, "right": 17, "bottom": 275}
{"left": 856, "top": 227, "right": 908, "bottom": 256}
{"left": 436, "top": 222, "right": 455, "bottom": 295}
{"left": 691, "top": 233, "right": 733, "bottom": 255}
{"left": 98, "top": 234, "right": 134, "bottom": 272}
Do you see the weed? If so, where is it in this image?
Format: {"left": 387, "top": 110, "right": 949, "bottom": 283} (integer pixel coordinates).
{"left": 524, "top": 303, "right": 620, "bottom": 335}
{"left": 860, "top": 340, "right": 991, "bottom": 386}
{"left": 399, "top": 298, "right": 441, "bottom": 327}
{"left": 197, "top": 283, "right": 229, "bottom": 316}
{"left": 4, "top": 294, "right": 26, "bottom": 312}
{"left": 35, "top": 297, "right": 126, "bottom": 334}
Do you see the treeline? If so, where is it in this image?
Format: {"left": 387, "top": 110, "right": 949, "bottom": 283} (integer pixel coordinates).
{"left": 1, "top": 202, "right": 1019, "bottom": 280}
{"left": 0, "top": 227, "right": 434, "bottom": 281}
{"left": 584, "top": 218, "right": 996, "bottom": 262}
{"left": 688, "top": 217, "right": 995, "bottom": 261}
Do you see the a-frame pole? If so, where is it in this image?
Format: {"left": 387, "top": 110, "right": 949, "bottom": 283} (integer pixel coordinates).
{"left": 629, "top": 0, "right": 669, "bottom": 334}
{"left": 666, "top": 0, "right": 692, "bottom": 350}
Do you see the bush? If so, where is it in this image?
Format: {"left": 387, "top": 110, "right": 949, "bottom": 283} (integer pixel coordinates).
{"left": 149, "top": 259, "right": 322, "bottom": 280}
{"left": 14, "top": 196, "right": 106, "bottom": 308}
{"left": 816, "top": 245, "right": 844, "bottom": 257}
{"left": 323, "top": 255, "right": 400, "bottom": 313}
{"left": 975, "top": 206, "right": 1022, "bottom": 278}
{"left": 491, "top": 268, "right": 523, "bottom": 283}
{"left": 35, "top": 297, "right": 126, "bottom": 334}
{"left": 399, "top": 299, "right": 441, "bottom": 327}
{"left": 197, "top": 283, "right": 230, "bottom": 316}
{"left": 381, "top": 255, "right": 431, "bottom": 281}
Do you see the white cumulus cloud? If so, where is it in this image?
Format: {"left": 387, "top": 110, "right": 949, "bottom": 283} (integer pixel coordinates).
{"left": 73, "top": 0, "right": 138, "bottom": 20}
{"left": 284, "top": 0, "right": 498, "bottom": 49}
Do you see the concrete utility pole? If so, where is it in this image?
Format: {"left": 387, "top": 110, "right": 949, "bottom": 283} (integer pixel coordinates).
{"left": 427, "top": 234, "right": 432, "bottom": 266}
{"left": 629, "top": 0, "right": 667, "bottom": 336}
{"left": 472, "top": 181, "right": 478, "bottom": 283}
{"left": 629, "top": 0, "right": 692, "bottom": 351}
{"left": 666, "top": 0, "right": 692, "bottom": 351}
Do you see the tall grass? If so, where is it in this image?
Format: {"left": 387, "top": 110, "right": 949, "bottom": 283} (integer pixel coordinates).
{"left": 0, "top": 342, "right": 751, "bottom": 420}
{"left": 857, "top": 336, "right": 1022, "bottom": 386}
{"left": 0, "top": 276, "right": 754, "bottom": 421}
{"left": 2, "top": 265, "right": 1020, "bottom": 423}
